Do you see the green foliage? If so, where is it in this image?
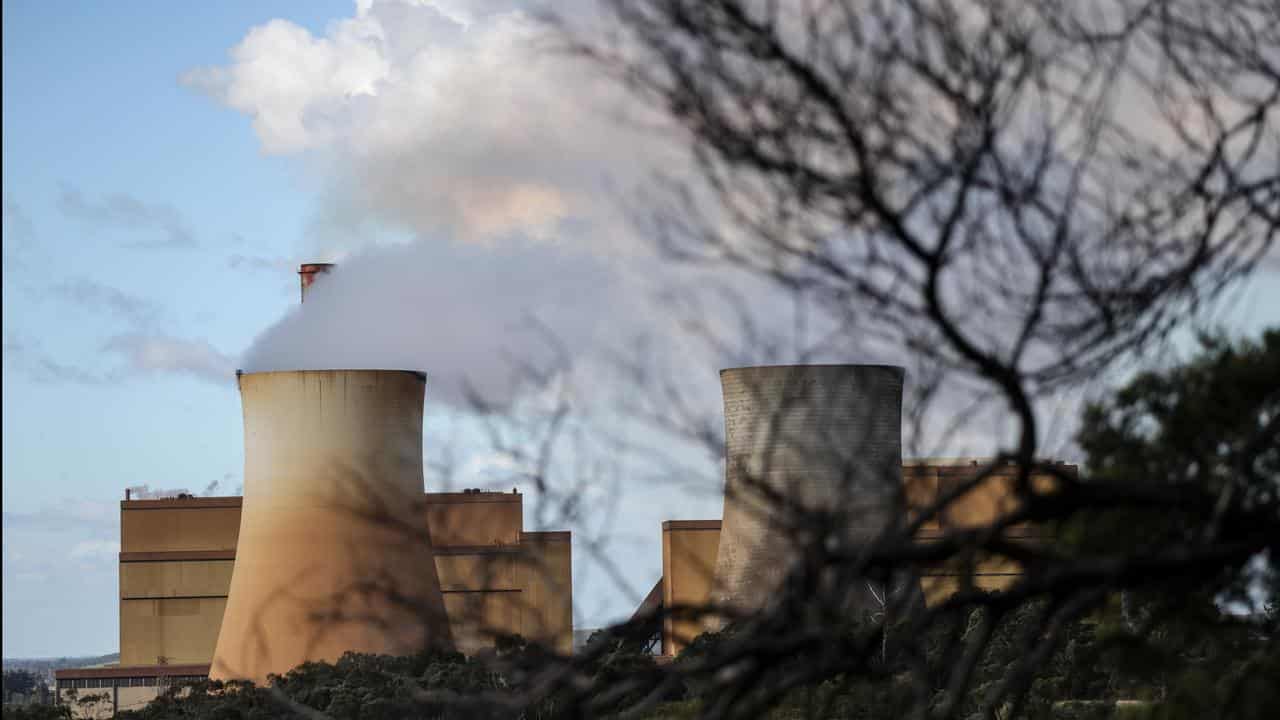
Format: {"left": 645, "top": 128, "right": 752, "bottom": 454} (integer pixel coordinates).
{"left": 0, "top": 706, "right": 70, "bottom": 720}
{"left": 1068, "top": 328, "right": 1279, "bottom": 565}
{"left": 113, "top": 638, "right": 664, "bottom": 720}
{"left": 116, "top": 649, "right": 507, "bottom": 720}
{"left": 1061, "top": 328, "right": 1280, "bottom": 720}
{"left": 2, "top": 671, "right": 40, "bottom": 699}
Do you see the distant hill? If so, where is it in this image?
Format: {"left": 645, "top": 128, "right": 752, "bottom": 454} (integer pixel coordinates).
{"left": 2, "top": 654, "right": 119, "bottom": 682}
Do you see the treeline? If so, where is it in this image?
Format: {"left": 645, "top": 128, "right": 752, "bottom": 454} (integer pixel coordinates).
{"left": 40, "top": 601, "right": 1263, "bottom": 720}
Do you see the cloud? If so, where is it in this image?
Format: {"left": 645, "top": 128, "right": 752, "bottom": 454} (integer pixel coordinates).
{"left": 4, "top": 331, "right": 236, "bottom": 387}
{"left": 102, "top": 333, "right": 236, "bottom": 385}
{"left": 48, "top": 278, "right": 162, "bottom": 328}
{"left": 2, "top": 334, "right": 113, "bottom": 385}
{"left": 3, "top": 194, "right": 36, "bottom": 269}
{"left": 2, "top": 498, "right": 117, "bottom": 533}
{"left": 3, "top": 193, "right": 36, "bottom": 245}
{"left": 3, "top": 193, "right": 35, "bottom": 240}
{"left": 56, "top": 185, "right": 196, "bottom": 249}
{"left": 227, "top": 253, "right": 297, "bottom": 273}
{"left": 68, "top": 540, "right": 120, "bottom": 561}
{"left": 190, "top": 0, "right": 714, "bottom": 412}
{"left": 6, "top": 277, "right": 235, "bottom": 387}
{"left": 182, "top": 0, "right": 672, "bottom": 253}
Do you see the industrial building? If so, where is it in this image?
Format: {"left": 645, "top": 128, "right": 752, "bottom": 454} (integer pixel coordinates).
{"left": 650, "top": 457, "right": 1074, "bottom": 656}
{"left": 56, "top": 270, "right": 1069, "bottom": 714}
{"left": 55, "top": 490, "right": 572, "bottom": 715}
{"left": 56, "top": 264, "right": 573, "bottom": 716}
{"left": 638, "top": 364, "right": 1074, "bottom": 656}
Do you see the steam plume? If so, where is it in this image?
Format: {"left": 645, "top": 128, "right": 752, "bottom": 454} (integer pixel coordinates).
{"left": 239, "top": 239, "right": 619, "bottom": 409}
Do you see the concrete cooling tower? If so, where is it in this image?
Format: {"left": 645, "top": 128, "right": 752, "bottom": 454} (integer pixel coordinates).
{"left": 212, "top": 370, "right": 452, "bottom": 683}
{"left": 712, "top": 364, "right": 905, "bottom": 617}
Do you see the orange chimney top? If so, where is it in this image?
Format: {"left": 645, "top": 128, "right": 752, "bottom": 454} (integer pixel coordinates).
{"left": 298, "top": 263, "right": 334, "bottom": 303}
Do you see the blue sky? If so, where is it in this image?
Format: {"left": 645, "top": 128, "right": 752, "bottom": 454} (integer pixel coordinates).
{"left": 2, "top": 1, "right": 350, "bottom": 657}
{"left": 4, "top": 1, "right": 1278, "bottom": 659}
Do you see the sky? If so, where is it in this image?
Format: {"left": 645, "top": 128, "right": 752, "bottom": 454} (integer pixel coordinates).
{"left": 3, "top": 0, "right": 1278, "bottom": 659}
{"left": 0, "top": 0, "right": 719, "bottom": 659}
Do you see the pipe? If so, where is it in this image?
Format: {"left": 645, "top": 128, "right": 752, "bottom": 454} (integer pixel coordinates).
{"left": 297, "top": 263, "right": 334, "bottom": 303}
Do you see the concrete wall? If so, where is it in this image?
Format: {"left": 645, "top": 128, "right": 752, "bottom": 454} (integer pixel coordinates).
{"left": 426, "top": 492, "right": 523, "bottom": 546}
{"left": 56, "top": 671, "right": 207, "bottom": 720}
{"left": 120, "top": 501, "right": 240, "bottom": 667}
{"left": 120, "top": 559, "right": 235, "bottom": 599}
{"left": 659, "top": 461, "right": 1075, "bottom": 656}
{"left": 435, "top": 549, "right": 521, "bottom": 591}
{"left": 902, "top": 461, "right": 1061, "bottom": 532}
{"left": 115, "top": 686, "right": 165, "bottom": 715}
{"left": 905, "top": 462, "right": 1064, "bottom": 604}
{"left": 661, "top": 521, "right": 721, "bottom": 657}
{"left": 121, "top": 598, "right": 227, "bottom": 665}
{"left": 434, "top": 547, "right": 522, "bottom": 655}
{"left": 121, "top": 500, "right": 240, "bottom": 552}
{"left": 441, "top": 591, "right": 523, "bottom": 655}
{"left": 57, "top": 689, "right": 113, "bottom": 720}
{"left": 519, "top": 532, "right": 573, "bottom": 655}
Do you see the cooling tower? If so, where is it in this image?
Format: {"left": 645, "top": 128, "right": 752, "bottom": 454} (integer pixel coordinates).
{"left": 712, "top": 364, "right": 905, "bottom": 617}
{"left": 211, "top": 370, "right": 452, "bottom": 683}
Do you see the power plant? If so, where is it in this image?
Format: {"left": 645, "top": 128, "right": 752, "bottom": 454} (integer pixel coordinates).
{"left": 55, "top": 264, "right": 575, "bottom": 716}
{"left": 212, "top": 369, "right": 453, "bottom": 683}
{"left": 640, "top": 364, "right": 1071, "bottom": 657}
{"left": 53, "top": 261, "right": 1072, "bottom": 715}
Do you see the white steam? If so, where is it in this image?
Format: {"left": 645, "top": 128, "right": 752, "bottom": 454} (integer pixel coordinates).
{"left": 239, "top": 239, "right": 620, "bottom": 408}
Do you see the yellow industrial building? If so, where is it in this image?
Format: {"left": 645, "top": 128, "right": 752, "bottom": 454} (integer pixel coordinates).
{"left": 651, "top": 459, "right": 1074, "bottom": 656}
{"left": 57, "top": 489, "right": 572, "bottom": 716}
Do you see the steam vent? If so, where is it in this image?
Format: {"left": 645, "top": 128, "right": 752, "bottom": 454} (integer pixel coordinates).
{"left": 211, "top": 370, "right": 453, "bottom": 683}
{"left": 712, "top": 364, "right": 905, "bottom": 616}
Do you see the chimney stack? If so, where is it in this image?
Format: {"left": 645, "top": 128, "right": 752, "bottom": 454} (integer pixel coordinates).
{"left": 298, "top": 263, "right": 334, "bottom": 303}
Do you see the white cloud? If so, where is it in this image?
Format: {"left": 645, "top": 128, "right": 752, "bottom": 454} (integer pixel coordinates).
{"left": 3, "top": 194, "right": 36, "bottom": 269}
{"left": 227, "top": 254, "right": 297, "bottom": 273}
{"left": 2, "top": 498, "right": 118, "bottom": 532}
{"left": 181, "top": 16, "right": 392, "bottom": 155}
{"left": 69, "top": 540, "right": 120, "bottom": 561}
{"left": 56, "top": 185, "right": 196, "bottom": 249}
{"left": 48, "top": 278, "right": 163, "bottom": 328}
{"left": 3, "top": 333, "right": 112, "bottom": 385}
{"left": 102, "top": 333, "right": 236, "bottom": 385}
{"left": 182, "top": 0, "right": 673, "bottom": 252}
